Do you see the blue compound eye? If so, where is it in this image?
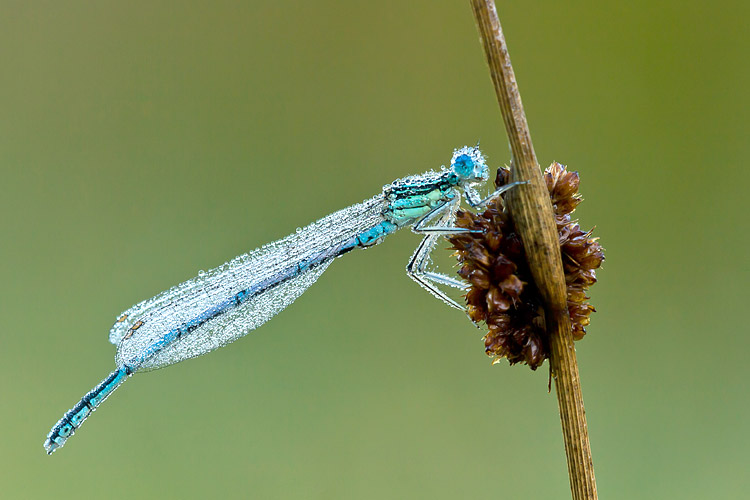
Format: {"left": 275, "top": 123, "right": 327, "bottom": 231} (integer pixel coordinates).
{"left": 452, "top": 154, "right": 474, "bottom": 177}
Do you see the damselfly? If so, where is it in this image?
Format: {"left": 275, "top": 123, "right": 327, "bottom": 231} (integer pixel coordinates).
{"left": 44, "top": 146, "right": 522, "bottom": 454}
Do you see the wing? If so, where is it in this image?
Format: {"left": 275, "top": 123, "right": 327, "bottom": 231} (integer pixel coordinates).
{"left": 111, "top": 194, "right": 387, "bottom": 371}
{"left": 134, "top": 259, "right": 332, "bottom": 371}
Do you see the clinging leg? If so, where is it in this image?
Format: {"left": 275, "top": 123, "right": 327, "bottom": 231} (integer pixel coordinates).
{"left": 464, "top": 180, "right": 528, "bottom": 209}
{"left": 406, "top": 198, "right": 469, "bottom": 310}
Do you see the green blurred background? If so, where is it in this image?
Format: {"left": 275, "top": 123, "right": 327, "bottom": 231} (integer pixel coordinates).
{"left": 2, "top": 1, "right": 747, "bottom": 498}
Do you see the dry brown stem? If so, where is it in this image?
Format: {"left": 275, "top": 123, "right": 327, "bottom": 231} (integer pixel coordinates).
{"left": 468, "top": 1, "right": 598, "bottom": 498}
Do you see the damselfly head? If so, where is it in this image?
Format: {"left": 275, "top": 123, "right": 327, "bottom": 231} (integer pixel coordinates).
{"left": 450, "top": 146, "right": 489, "bottom": 183}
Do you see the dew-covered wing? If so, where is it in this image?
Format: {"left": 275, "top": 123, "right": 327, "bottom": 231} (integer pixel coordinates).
{"left": 112, "top": 194, "right": 386, "bottom": 371}
{"left": 133, "top": 259, "right": 332, "bottom": 371}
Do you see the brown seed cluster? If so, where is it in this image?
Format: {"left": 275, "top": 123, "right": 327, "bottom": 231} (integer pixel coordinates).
{"left": 448, "top": 163, "right": 604, "bottom": 369}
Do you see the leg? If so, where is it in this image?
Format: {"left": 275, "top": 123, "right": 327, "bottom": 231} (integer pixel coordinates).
{"left": 465, "top": 180, "right": 528, "bottom": 209}
{"left": 406, "top": 199, "right": 468, "bottom": 310}
{"left": 406, "top": 233, "right": 465, "bottom": 310}
{"left": 412, "top": 199, "right": 481, "bottom": 235}
{"left": 407, "top": 177, "right": 525, "bottom": 308}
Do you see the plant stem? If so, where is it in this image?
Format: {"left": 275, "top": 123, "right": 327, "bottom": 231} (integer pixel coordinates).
{"left": 468, "top": 2, "right": 598, "bottom": 498}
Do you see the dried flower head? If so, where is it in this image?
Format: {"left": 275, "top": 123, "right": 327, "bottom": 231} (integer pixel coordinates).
{"left": 448, "top": 163, "right": 603, "bottom": 369}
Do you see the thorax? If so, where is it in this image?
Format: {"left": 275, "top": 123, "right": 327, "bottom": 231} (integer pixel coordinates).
{"left": 382, "top": 170, "right": 460, "bottom": 227}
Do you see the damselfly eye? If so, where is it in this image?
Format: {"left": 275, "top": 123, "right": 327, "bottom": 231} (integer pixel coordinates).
{"left": 452, "top": 154, "right": 475, "bottom": 177}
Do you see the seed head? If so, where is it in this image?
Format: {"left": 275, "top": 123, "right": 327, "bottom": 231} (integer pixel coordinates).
{"left": 449, "top": 163, "right": 604, "bottom": 369}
